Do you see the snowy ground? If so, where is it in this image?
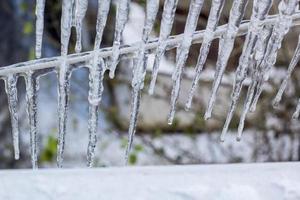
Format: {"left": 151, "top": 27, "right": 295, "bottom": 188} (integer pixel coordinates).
{"left": 0, "top": 162, "right": 299, "bottom": 200}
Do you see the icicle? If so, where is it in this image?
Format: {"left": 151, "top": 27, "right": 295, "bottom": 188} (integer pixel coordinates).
{"left": 25, "top": 72, "right": 39, "bottom": 169}
{"left": 204, "top": 0, "right": 248, "bottom": 120}
{"left": 35, "top": 0, "right": 46, "bottom": 59}
{"left": 125, "top": 0, "right": 159, "bottom": 164}
{"left": 4, "top": 75, "right": 20, "bottom": 160}
{"left": 236, "top": 79, "right": 257, "bottom": 141}
{"left": 222, "top": 24, "right": 273, "bottom": 141}
{"left": 273, "top": 34, "right": 300, "bottom": 107}
{"left": 220, "top": 0, "right": 273, "bottom": 141}
{"left": 61, "top": 0, "right": 73, "bottom": 56}
{"left": 73, "top": 0, "right": 88, "bottom": 53}
{"left": 292, "top": 99, "right": 300, "bottom": 120}
{"left": 249, "top": 0, "right": 297, "bottom": 112}
{"left": 94, "top": 0, "right": 111, "bottom": 50}
{"left": 57, "top": 0, "right": 73, "bottom": 168}
{"left": 185, "top": 0, "right": 225, "bottom": 110}
{"left": 87, "top": 57, "right": 106, "bottom": 167}
{"left": 168, "top": 0, "right": 204, "bottom": 124}
{"left": 148, "top": 0, "right": 179, "bottom": 95}
{"left": 109, "top": 0, "right": 130, "bottom": 79}
{"left": 86, "top": 0, "right": 111, "bottom": 167}
{"left": 57, "top": 59, "right": 71, "bottom": 168}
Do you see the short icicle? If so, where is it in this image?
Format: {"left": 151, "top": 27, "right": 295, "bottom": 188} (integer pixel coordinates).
{"left": 57, "top": 0, "right": 73, "bottom": 168}
{"left": 185, "top": 0, "right": 225, "bottom": 110}
{"left": 204, "top": 0, "right": 248, "bottom": 120}
{"left": 5, "top": 74, "right": 20, "bottom": 160}
{"left": 86, "top": 0, "right": 111, "bottom": 168}
{"left": 273, "top": 34, "right": 300, "bottom": 107}
{"left": 168, "top": 0, "right": 204, "bottom": 124}
{"left": 125, "top": 0, "right": 159, "bottom": 164}
{"left": 220, "top": 0, "right": 273, "bottom": 141}
{"left": 73, "top": 0, "right": 88, "bottom": 53}
{"left": 109, "top": 0, "right": 131, "bottom": 79}
{"left": 25, "top": 72, "right": 39, "bottom": 169}
{"left": 35, "top": 0, "right": 46, "bottom": 59}
{"left": 148, "top": 0, "right": 179, "bottom": 95}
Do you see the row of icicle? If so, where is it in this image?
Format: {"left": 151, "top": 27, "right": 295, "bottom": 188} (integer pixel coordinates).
{"left": 3, "top": 0, "right": 300, "bottom": 168}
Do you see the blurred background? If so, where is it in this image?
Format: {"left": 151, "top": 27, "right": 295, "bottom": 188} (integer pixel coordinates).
{"left": 0, "top": 0, "right": 299, "bottom": 169}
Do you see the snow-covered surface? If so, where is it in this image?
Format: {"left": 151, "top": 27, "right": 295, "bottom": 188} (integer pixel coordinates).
{"left": 0, "top": 162, "right": 299, "bottom": 200}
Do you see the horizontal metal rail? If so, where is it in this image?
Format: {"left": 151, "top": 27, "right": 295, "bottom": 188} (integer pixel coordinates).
{"left": 0, "top": 12, "right": 300, "bottom": 78}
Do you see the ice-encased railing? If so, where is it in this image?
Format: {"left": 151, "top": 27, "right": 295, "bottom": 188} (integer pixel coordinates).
{"left": 1, "top": 0, "right": 300, "bottom": 168}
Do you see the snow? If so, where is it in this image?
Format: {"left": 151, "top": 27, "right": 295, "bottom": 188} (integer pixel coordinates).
{"left": 0, "top": 162, "right": 299, "bottom": 200}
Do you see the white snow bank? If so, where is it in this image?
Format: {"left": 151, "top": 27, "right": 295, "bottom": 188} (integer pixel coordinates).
{"left": 0, "top": 162, "right": 299, "bottom": 200}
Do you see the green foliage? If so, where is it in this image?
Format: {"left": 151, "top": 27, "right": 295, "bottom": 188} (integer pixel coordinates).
{"left": 39, "top": 135, "right": 58, "bottom": 163}
{"left": 129, "top": 153, "right": 137, "bottom": 165}
{"left": 23, "top": 21, "right": 33, "bottom": 35}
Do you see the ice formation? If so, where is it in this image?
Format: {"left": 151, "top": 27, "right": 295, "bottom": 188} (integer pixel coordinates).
{"left": 148, "top": 0, "right": 179, "bottom": 95}
{"left": 1, "top": 0, "right": 300, "bottom": 167}
{"left": 168, "top": 0, "right": 204, "bottom": 124}
{"left": 125, "top": 0, "right": 159, "bottom": 163}
{"left": 205, "top": 0, "right": 249, "bottom": 120}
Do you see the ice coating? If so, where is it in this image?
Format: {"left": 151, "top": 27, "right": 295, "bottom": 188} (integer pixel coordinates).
{"left": 220, "top": 0, "right": 273, "bottom": 141}
{"left": 205, "top": 0, "right": 248, "bottom": 120}
{"left": 25, "top": 72, "right": 39, "bottom": 168}
{"left": 148, "top": 0, "right": 179, "bottom": 95}
{"left": 125, "top": 0, "right": 159, "bottom": 164}
{"left": 5, "top": 74, "right": 20, "bottom": 160}
{"left": 185, "top": 0, "right": 225, "bottom": 110}
{"left": 35, "top": 0, "right": 46, "bottom": 59}
{"left": 109, "top": 0, "right": 130, "bottom": 79}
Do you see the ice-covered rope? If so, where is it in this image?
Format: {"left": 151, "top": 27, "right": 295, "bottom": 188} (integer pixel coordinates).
{"left": 1, "top": 12, "right": 300, "bottom": 77}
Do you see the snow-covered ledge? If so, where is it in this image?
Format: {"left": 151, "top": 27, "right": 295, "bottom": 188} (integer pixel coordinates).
{"left": 0, "top": 162, "right": 299, "bottom": 200}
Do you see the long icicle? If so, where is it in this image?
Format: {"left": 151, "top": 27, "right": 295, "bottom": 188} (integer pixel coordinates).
{"left": 168, "top": 0, "right": 204, "bottom": 124}
{"left": 185, "top": 0, "right": 225, "bottom": 110}
{"left": 5, "top": 74, "right": 20, "bottom": 160}
{"left": 249, "top": 0, "right": 298, "bottom": 113}
{"left": 35, "top": 0, "right": 46, "bottom": 59}
{"left": 74, "top": 0, "right": 88, "bottom": 53}
{"left": 273, "top": 34, "right": 300, "bottom": 107}
{"left": 86, "top": 0, "right": 111, "bottom": 168}
{"left": 232, "top": 25, "right": 273, "bottom": 141}
{"left": 125, "top": 0, "right": 159, "bottom": 164}
{"left": 148, "top": 0, "right": 179, "bottom": 95}
{"left": 204, "top": 0, "right": 248, "bottom": 120}
{"left": 236, "top": 78, "right": 257, "bottom": 141}
{"left": 220, "top": 0, "right": 273, "bottom": 141}
{"left": 25, "top": 72, "right": 39, "bottom": 169}
{"left": 87, "top": 58, "right": 106, "bottom": 167}
{"left": 57, "top": 0, "right": 73, "bottom": 168}
{"left": 109, "top": 0, "right": 131, "bottom": 79}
